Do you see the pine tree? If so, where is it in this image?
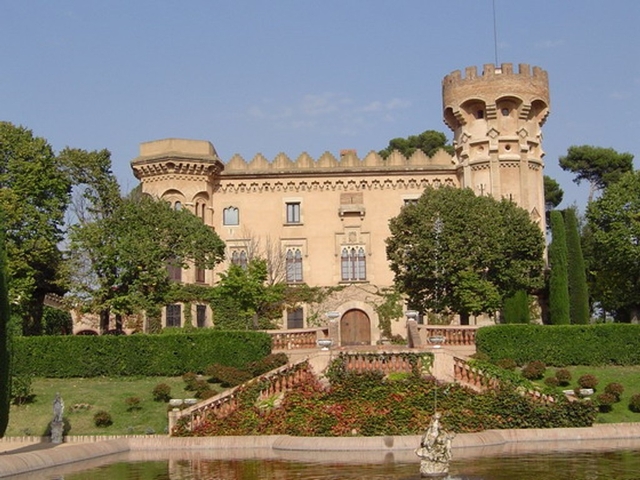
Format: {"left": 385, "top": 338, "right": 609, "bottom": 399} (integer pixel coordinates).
{"left": 564, "top": 208, "right": 590, "bottom": 324}
{"left": 548, "top": 211, "right": 570, "bottom": 324}
{"left": 0, "top": 218, "right": 11, "bottom": 437}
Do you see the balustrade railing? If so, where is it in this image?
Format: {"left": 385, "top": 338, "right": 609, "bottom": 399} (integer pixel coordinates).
{"left": 453, "top": 356, "right": 555, "bottom": 404}
{"left": 268, "top": 327, "right": 330, "bottom": 350}
{"left": 340, "top": 350, "right": 432, "bottom": 376}
{"left": 169, "top": 359, "right": 313, "bottom": 435}
{"left": 417, "top": 325, "right": 478, "bottom": 346}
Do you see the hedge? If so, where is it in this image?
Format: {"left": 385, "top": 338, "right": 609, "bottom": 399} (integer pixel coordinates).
{"left": 476, "top": 324, "right": 640, "bottom": 366}
{"left": 12, "top": 330, "right": 272, "bottom": 378}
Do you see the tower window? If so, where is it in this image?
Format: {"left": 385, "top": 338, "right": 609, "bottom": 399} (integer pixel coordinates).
{"left": 223, "top": 207, "right": 239, "bottom": 225}
{"left": 476, "top": 110, "right": 484, "bottom": 119}
{"left": 286, "top": 202, "right": 301, "bottom": 224}
{"left": 231, "top": 250, "right": 248, "bottom": 269}
{"left": 501, "top": 108, "right": 510, "bottom": 116}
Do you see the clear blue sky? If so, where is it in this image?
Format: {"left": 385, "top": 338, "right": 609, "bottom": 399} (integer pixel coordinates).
{"left": 2, "top": 1, "right": 638, "bottom": 211}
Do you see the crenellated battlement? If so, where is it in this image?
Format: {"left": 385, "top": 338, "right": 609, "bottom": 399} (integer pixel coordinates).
{"left": 443, "top": 63, "right": 547, "bottom": 85}
{"left": 221, "top": 148, "right": 456, "bottom": 175}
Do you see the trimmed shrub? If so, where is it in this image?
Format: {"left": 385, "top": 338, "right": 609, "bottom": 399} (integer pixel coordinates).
{"left": 564, "top": 208, "right": 590, "bottom": 325}
{"left": 604, "top": 382, "right": 624, "bottom": 401}
{"left": 476, "top": 324, "right": 640, "bottom": 366}
{"left": 0, "top": 226, "right": 10, "bottom": 437}
{"left": 544, "top": 376, "right": 559, "bottom": 388}
{"left": 182, "top": 372, "right": 198, "bottom": 391}
{"left": 496, "top": 358, "right": 517, "bottom": 371}
{"left": 549, "top": 210, "right": 570, "bottom": 325}
{"left": 12, "top": 330, "right": 272, "bottom": 378}
{"left": 247, "top": 352, "right": 289, "bottom": 376}
{"left": 152, "top": 383, "right": 171, "bottom": 402}
{"left": 502, "top": 290, "right": 530, "bottom": 324}
{"left": 205, "top": 364, "right": 252, "bottom": 388}
{"left": 629, "top": 394, "right": 640, "bottom": 413}
{"left": 93, "top": 410, "right": 113, "bottom": 427}
{"left": 125, "top": 396, "right": 141, "bottom": 411}
{"left": 596, "top": 393, "right": 616, "bottom": 412}
{"left": 521, "top": 360, "right": 546, "bottom": 380}
{"left": 10, "top": 374, "right": 34, "bottom": 405}
{"left": 555, "top": 368, "right": 572, "bottom": 386}
{"left": 578, "top": 374, "right": 599, "bottom": 390}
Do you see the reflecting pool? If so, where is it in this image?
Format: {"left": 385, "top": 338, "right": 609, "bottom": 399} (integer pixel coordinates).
{"left": 28, "top": 447, "right": 640, "bottom": 480}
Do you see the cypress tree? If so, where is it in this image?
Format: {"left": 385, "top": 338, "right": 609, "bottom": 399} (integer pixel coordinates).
{"left": 0, "top": 219, "right": 11, "bottom": 437}
{"left": 548, "top": 210, "right": 570, "bottom": 324}
{"left": 502, "top": 290, "right": 531, "bottom": 324}
{"left": 564, "top": 208, "right": 590, "bottom": 324}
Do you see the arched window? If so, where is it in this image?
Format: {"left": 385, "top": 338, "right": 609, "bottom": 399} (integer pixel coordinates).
{"left": 231, "top": 250, "right": 248, "bottom": 269}
{"left": 223, "top": 207, "right": 239, "bottom": 225}
{"left": 174, "top": 201, "right": 182, "bottom": 211}
{"left": 341, "top": 247, "right": 366, "bottom": 281}
{"left": 286, "top": 248, "right": 303, "bottom": 283}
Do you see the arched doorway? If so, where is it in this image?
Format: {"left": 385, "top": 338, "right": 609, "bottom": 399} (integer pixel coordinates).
{"left": 340, "top": 309, "right": 371, "bottom": 346}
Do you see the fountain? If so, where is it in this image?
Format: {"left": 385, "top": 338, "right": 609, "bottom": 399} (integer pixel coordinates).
{"left": 415, "top": 412, "right": 455, "bottom": 478}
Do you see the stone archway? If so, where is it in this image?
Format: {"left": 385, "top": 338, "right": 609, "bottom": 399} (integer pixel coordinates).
{"left": 340, "top": 309, "right": 371, "bottom": 346}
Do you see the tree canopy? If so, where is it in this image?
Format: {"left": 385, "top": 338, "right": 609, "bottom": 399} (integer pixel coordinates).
{"left": 386, "top": 187, "right": 545, "bottom": 324}
{"left": 378, "top": 130, "right": 454, "bottom": 159}
{"left": 543, "top": 175, "right": 564, "bottom": 210}
{"left": 559, "top": 145, "right": 634, "bottom": 202}
{"left": 0, "top": 122, "right": 71, "bottom": 334}
{"left": 586, "top": 171, "right": 640, "bottom": 322}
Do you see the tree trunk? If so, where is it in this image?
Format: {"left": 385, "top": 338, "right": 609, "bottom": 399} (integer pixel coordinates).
{"left": 100, "top": 308, "right": 110, "bottom": 334}
{"left": 115, "top": 313, "right": 123, "bottom": 334}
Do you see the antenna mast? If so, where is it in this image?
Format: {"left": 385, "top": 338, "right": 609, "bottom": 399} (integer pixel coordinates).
{"left": 492, "top": 0, "right": 499, "bottom": 65}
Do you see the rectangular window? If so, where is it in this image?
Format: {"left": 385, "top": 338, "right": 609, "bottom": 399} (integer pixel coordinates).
{"left": 167, "top": 259, "right": 182, "bottom": 282}
{"left": 166, "top": 304, "right": 181, "bottom": 327}
{"left": 287, "top": 308, "right": 304, "bottom": 329}
{"left": 286, "top": 202, "right": 301, "bottom": 224}
{"left": 196, "top": 305, "right": 207, "bottom": 328}
{"left": 223, "top": 207, "right": 239, "bottom": 225}
{"left": 195, "top": 266, "right": 205, "bottom": 283}
{"left": 286, "top": 248, "right": 303, "bottom": 283}
{"left": 403, "top": 198, "right": 419, "bottom": 206}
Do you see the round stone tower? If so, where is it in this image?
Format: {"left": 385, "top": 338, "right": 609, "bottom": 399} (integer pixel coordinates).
{"left": 442, "top": 63, "right": 550, "bottom": 230}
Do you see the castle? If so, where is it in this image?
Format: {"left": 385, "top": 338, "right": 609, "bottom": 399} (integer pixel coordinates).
{"left": 128, "top": 63, "right": 550, "bottom": 345}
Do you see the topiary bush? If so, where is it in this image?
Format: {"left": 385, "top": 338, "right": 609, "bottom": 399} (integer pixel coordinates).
{"left": 152, "top": 383, "right": 172, "bottom": 402}
{"left": 596, "top": 393, "right": 616, "bottom": 413}
{"left": 629, "top": 394, "right": 640, "bottom": 413}
{"left": 496, "top": 358, "right": 517, "bottom": 371}
{"left": 125, "top": 396, "right": 141, "bottom": 411}
{"left": 604, "top": 382, "right": 624, "bottom": 401}
{"left": 521, "top": 360, "right": 546, "bottom": 380}
{"left": 578, "top": 374, "right": 599, "bottom": 390}
{"left": 182, "top": 372, "right": 198, "bottom": 391}
{"left": 93, "top": 410, "right": 113, "bottom": 427}
{"left": 555, "top": 368, "right": 572, "bottom": 386}
{"left": 544, "top": 376, "right": 559, "bottom": 388}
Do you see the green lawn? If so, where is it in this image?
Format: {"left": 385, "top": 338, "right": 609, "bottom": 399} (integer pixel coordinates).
{"left": 6, "top": 376, "right": 215, "bottom": 437}
{"left": 539, "top": 365, "right": 640, "bottom": 424}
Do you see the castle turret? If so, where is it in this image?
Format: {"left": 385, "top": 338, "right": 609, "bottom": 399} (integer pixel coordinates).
{"left": 442, "top": 63, "right": 550, "bottom": 230}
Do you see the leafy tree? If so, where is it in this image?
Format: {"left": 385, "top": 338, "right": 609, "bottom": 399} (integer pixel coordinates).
{"left": 68, "top": 191, "right": 226, "bottom": 332}
{"left": 548, "top": 210, "right": 570, "bottom": 324}
{"left": 559, "top": 145, "right": 633, "bottom": 202}
{"left": 386, "top": 187, "right": 544, "bottom": 324}
{"left": 564, "top": 208, "right": 590, "bottom": 324}
{"left": 211, "top": 259, "right": 285, "bottom": 330}
{"left": 502, "top": 290, "right": 531, "bottom": 324}
{"left": 0, "top": 122, "right": 71, "bottom": 335}
{"left": 587, "top": 171, "right": 640, "bottom": 322}
{"left": 379, "top": 130, "right": 454, "bottom": 159}
{"left": 543, "top": 175, "right": 564, "bottom": 210}
{"left": 0, "top": 216, "right": 11, "bottom": 437}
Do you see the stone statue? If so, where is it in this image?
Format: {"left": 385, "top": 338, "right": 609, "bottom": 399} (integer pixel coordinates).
{"left": 415, "top": 412, "right": 455, "bottom": 478}
{"left": 50, "top": 393, "right": 64, "bottom": 443}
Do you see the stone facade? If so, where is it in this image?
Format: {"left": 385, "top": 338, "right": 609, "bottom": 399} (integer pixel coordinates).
{"left": 129, "top": 63, "right": 550, "bottom": 345}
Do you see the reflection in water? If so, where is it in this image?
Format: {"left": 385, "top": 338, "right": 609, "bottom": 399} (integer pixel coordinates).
{"left": 49, "top": 450, "right": 640, "bottom": 480}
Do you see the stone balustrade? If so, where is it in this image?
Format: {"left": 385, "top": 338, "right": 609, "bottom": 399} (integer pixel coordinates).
{"left": 453, "top": 356, "right": 555, "bottom": 404}
{"left": 417, "top": 325, "right": 479, "bottom": 346}
{"left": 340, "top": 350, "right": 432, "bottom": 376}
{"left": 268, "top": 327, "right": 330, "bottom": 350}
{"left": 169, "top": 359, "right": 313, "bottom": 435}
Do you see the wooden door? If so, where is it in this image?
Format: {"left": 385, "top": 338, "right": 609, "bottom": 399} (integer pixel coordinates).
{"left": 340, "top": 309, "right": 371, "bottom": 346}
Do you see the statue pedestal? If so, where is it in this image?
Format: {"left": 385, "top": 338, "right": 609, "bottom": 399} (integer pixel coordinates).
{"left": 419, "top": 459, "right": 450, "bottom": 478}
{"left": 50, "top": 421, "right": 64, "bottom": 444}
